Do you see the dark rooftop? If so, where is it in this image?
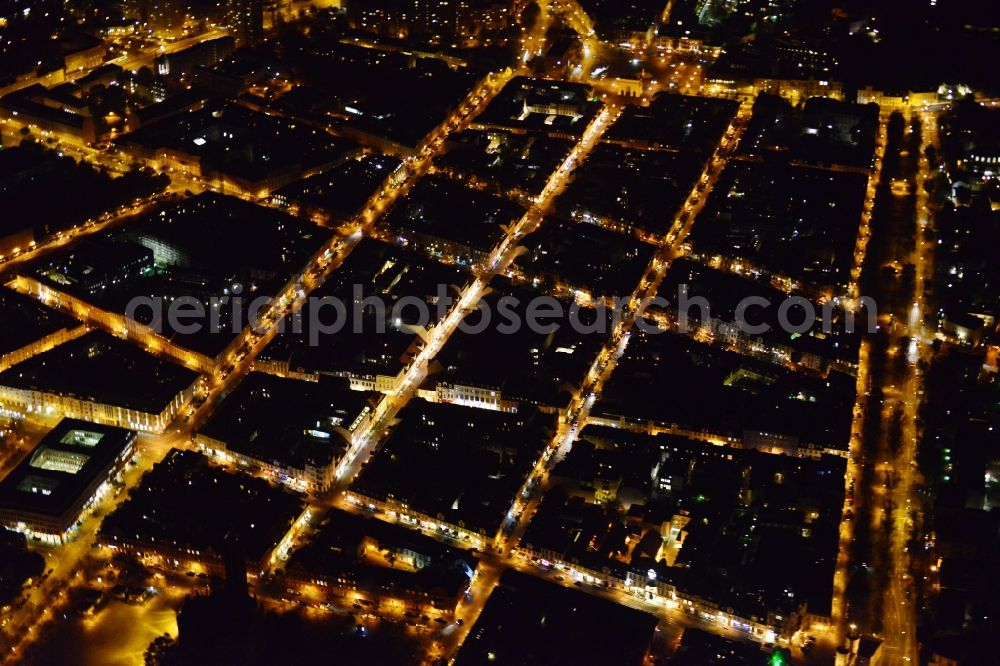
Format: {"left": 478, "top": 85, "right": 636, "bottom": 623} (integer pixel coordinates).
{"left": 605, "top": 94, "right": 739, "bottom": 157}
{"left": 688, "top": 160, "right": 868, "bottom": 289}
{"left": 670, "top": 628, "right": 764, "bottom": 665}
{"left": 31, "top": 192, "right": 330, "bottom": 357}
{"left": 0, "top": 331, "right": 200, "bottom": 415}
{"left": 33, "top": 238, "right": 153, "bottom": 295}
{"left": 708, "top": 37, "right": 840, "bottom": 83}
{"left": 287, "top": 507, "right": 476, "bottom": 603}
{"left": 261, "top": 237, "right": 472, "bottom": 380}
{"left": 0, "top": 287, "right": 79, "bottom": 358}
{"left": 654, "top": 258, "right": 862, "bottom": 365}
{"left": 593, "top": 330, "right": 856, "bottom": 450}
{"left": 516, "top": 217, "right": 654, "bottom": 299}
{"left": 558, "top": 144, "right": 703, "bottom": 238}
{"left": 271, "top": 154, "right": 403, "bottom": 223}
{"left": 454, "top": 569, "right": 658, "bottom": 666}
{"left": 99, "top": 449, "right": 303, "bottom": 564}
{"left": 386, "top": 175, "right": 524, "bottom": 262}
{"left": 120, "top": 102, "right": 354, "bottom": 186}
{"left": 738, "top": 94, "right": 879, "bottom": 170}
{"left": 578, "top": 0, "right": 668, "bottom": 39}
{"left": 199, "top": 374, "right": 377, "bottom": 473}
{"left": 528, "top": 423, "right": 845, "bottom": 620}
{"left": 431, "top": 279, "right": 609, "bottom": 409}
{"left": 351, "top": 402, "right": 555, "bottom": 536}
{"left": 434, "top": 129, "right": 574, "bottom": 197}
{"left": 292, "top": 43, "right": 478, "bottom": 148}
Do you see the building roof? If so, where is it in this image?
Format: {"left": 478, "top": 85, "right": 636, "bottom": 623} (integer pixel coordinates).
{"left": 199, "top": 374, "right": 376, "bottom": 471}
{"left": 688, "top": 160, "right": 868, "bottom": 288}
{"left": 656, "top": 258, "right": 861, "bottom": 363}
{"left": 99, "top": 449, "right": 303, "bottom": 563}
{"left": 0, "top": 331, "right": 199, "bottom": 414}
{"left": 120, "top": 102, "right": 353, "bottom": 188}
{"left": 288, "top": 508, "right": 476, "bottom": 600}
{"left": 0, "top": 87, "right": 89, "bottom": 133}
{"left": 454, "top": 570, "right": 657, "bottom": 666}
{"left": 0, "top": 287, "right": 78, "bottom": 358}
{"left": 271, "top": 154, "right": 402, "bottom": 221}
{"left": 594, "top": 329, "right": 856, "bottom": 449}
{"left": 476, "top": 76, "right": 600, "bottom": 138}
{"left": 606, "top": 93, "right": 739, "bottom": 156}
{"left": 386, "top": 175, "right": 523, "bottom": 255}
{"left": 671, "top": 628, "right": 763, "bottom": 665}
{"left": 352, "top": 402, "right": 556, "bottom": 534}
{"left": 430, "top": 277, "right": 608, "bottom": 409}
{"left": 261, "top": 237, "right": 471, "bottom": 378}
{"left": 0, "top": 419, "right": 136, "bottom": 525}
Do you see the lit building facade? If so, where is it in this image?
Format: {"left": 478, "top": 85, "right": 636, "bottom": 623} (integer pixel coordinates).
{"left": 226, "top": 0, "right": 264, "bottom": 46}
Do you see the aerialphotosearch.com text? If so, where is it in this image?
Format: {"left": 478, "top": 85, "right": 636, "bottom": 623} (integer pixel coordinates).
{"left": 126, "top": 283, "right": 878, "bottom": 345}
